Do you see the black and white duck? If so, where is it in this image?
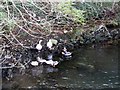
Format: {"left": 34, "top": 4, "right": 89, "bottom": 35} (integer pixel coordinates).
{"left": 62, "top": 47, "right": 72, "bottom": 57}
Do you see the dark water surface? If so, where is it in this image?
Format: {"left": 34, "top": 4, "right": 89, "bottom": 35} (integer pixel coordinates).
{"left": 2, "top": 45, "right": 119, "bottom": 89}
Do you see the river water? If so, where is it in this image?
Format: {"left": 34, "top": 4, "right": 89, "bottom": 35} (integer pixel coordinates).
{"left": 2, "top": 44, "right": 119, "bottom": 89}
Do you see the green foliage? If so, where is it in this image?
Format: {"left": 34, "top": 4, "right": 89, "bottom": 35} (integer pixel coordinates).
{"left": 0, "top": 11, "right": 7, "bottom": 21}
{"left": 0, "top": 11, "right": 16, "bottom": 32}
{"left": 57, "top": 1, "right": 85, "bottom": 24}
{"left": 69, "top": 28, "right": 84, "bottom": 43}
{"left": 75, "top": 2, "right": 104, "bottom": 20}
{"left": 6, "top": 19, "right": 16, "bottom": 29}
{"left": 75, "top": 2, "right": 118, "bottom": 20}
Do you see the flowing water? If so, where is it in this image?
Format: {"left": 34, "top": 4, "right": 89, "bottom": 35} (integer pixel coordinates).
{"left": 2, "top": 44, "right": 119, "bottom": 90}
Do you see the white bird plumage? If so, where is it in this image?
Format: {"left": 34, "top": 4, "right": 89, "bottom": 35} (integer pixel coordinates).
{"left": 62, "top": 51, "right": 72, "bottom": 56}
{"left": 62, "top": 47, "right": 72, "bottom": 56}
{"left": 30, "top": 61, "right": 39, "bottom": 66}
{"left": 45, "top": 60, "right": 59, "bottom": 67}
{"left": 37, "top": 57, "right": 46, "bottom": 63}
{"left": 37, "top": 57, "right": 59, "bottom": 67}
{"left": 36, "top": 40, "right": 42, "bottom": 51}
{"left": 47, "top": 39, "right": 53, "bottom": 49}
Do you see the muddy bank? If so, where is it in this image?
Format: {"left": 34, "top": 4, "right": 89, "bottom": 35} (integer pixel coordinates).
{"left": 1, "top": 24, "right": 120, "bottom": 69}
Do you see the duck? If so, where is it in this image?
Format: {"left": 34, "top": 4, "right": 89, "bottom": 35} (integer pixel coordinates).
{"left": 37, "top": 57, "right": 59, "bottom": 67}
{"left": 30, "top": 61, "right": 39, "bottom": 66}
{"left": 62, "top": 47, "right": 72, "bottom": 57}
{"left": 36, "top": 40, "right": 42, "bottom": 51}
{"left": 47, "top": 39, "right": 53, "bottom": 50}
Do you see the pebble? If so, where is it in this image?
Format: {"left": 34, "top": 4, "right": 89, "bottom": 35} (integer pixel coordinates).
{"left": 116, "top": 76, "right": 119, "bottom": 78}
{"left": 62, "top": 77, "right": 69, "bottom": 80}
{"left": 111, "top": 71, "right": 115, "bottom": 73}
{"left": 91, "top": 81, "right": 95, "bottom": 83}
{"left": 103, "top": 84, "right": 109, "bottom": 86}
{"left": 42, "top": 82, "right": 46, "bottom": 85}
{"left": 109, "top": 76, "right": 115, "bottom": 79}
{"left": 104, "top": 72, "right": 108, "bottom": 74}
{"left": 82, "top": 81, "right": 86, "bottom": 84}
{"left": 114, "top": 82, "right": 119, "bottom": 85}
{"left": 79, "top": 74, "right": 83, "bottom": 77}
{"left": 110, "top": 83, "right": 113, "bottom": 85}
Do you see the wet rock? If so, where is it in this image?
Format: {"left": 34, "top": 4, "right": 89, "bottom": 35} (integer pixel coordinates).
{"left": 2, "top": 62, "right": 14, "bottom": 79}
{"left": 115, "top": 76, "right": 119, "bottom": 78}
{"left": 82, "top": 81, "right": 86, "bottom": 84}
{"left": 110, "top": 29, "right": 120, "bottom": 39}
{"left": 91, "top": 81, "right": 95, "bottom": 83}
{"left": 93, "top": 25, "right": 111, "bottom": 42}
{"left": 79, "top": 74, "right": 83, "bottom": 77}
{"left": 103, "top": 71, "right": 108, "bottom": 74}
{"left": 75, "top": 25, "right": 119, "bottom": 45}
{"left": 114, "top": 82, "right": 119, "bottom": 85}
{"left": 7, "top": 68, "right": 13, "bottom": 79}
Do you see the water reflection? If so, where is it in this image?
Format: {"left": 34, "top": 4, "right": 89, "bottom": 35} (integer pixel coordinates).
{"left": 31, "top": 65, "right": 58, "bottom": 77}
{"left": 31, "top": 66, "right": 43, "bottom": 77}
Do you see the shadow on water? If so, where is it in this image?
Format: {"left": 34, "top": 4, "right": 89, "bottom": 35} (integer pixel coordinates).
{"left": 2, "top": 45, "right": 120, "bottom": 89}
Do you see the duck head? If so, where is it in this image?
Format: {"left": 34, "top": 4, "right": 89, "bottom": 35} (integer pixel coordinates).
{"left": 36, "top": 40, "right": 43, "bottom": 51}
{"left": 62, "top": 47, "right": 72, "bottom": 57}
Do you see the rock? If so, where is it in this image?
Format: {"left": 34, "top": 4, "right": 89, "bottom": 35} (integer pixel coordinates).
{"left": 110, "top": 29, "right": 120, "bottom": 39}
